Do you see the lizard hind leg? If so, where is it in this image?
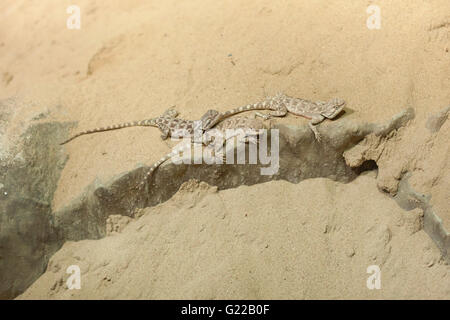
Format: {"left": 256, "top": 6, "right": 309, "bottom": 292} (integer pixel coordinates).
{"left": 200, "top": 109, "right": 222, "bottom": 130}
{"left": 255, "top": 111, "right": 271, "bottom": 120}
{"left": 268, "top": 106, "right": 287, "bottom": 118}
{"left": 157, "top": 124, "right": 170, "bottom": 140}
{"left": 162, "top": 107, "right": 179, "bottom": 118}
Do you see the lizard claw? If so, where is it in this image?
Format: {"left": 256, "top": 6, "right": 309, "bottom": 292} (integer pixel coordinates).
{"left": 312, "top": 130, "right": 323, "bottom": 142}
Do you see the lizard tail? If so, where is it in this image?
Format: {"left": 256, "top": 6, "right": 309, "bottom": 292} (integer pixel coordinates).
{"left": 136, "top": 152, "right": 175, "bottom": 189}
{"left": 60, "top": 119, "right": 157, "bottom": 145}
{"left": 220, "top": 102, "right": 268, "bottom": 118}
{"left": 136, "top": 144, "right": 188, "bottom": 190}
{"left": 220, "top": 98, "right": 287, "bottom": 118}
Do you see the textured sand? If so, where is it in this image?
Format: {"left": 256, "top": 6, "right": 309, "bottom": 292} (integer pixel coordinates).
{"left": 0, "top": 1, "right": 448, "bottom": 299}
{"left": 18, "top": 177, "right": 449, "bottom": 299}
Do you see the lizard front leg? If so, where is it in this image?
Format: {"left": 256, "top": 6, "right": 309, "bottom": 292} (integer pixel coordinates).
{"left": 308, "top": 115, "right": 325, "bottom": 142}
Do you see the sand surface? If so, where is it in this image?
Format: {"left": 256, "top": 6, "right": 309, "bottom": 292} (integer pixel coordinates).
{"left": 17, "top": 177, "right": 449, "bottom": 299}
{"left": 0, "top": 1, "right": 449, "bottom": 299}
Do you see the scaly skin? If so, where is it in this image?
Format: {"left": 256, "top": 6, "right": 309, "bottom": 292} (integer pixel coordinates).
{"left": 60, "top": 108, "right": 222, "bottom": 144}
{"left": 137, "top": 116, "right": 265, "bottom": 190}
{"left": 205, "top": 93, "right": 345, "bottom": 142}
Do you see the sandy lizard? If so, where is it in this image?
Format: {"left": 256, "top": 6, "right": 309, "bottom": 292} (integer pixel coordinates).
{"left": 266, "top": 93, "right": 346, "bottom": 141}
{"left": 137, "top": 116, "right": 265, "bottom": 189}
{"left": 60, "top": 108, "right": 221, "bottom": 145}
{"left": 206, "top": 93, "right": 345, "bottom": 141}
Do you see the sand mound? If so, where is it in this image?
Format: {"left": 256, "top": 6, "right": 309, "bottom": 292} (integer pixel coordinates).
{"left": 18, "top": 176, "right": 449, "bottom": 299}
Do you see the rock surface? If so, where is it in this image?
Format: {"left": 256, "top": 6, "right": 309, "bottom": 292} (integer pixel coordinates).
{"left": 0, "top": 99, "right": 70, "bottom": 298}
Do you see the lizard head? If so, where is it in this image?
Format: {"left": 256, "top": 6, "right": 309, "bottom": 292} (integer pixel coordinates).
{"left": 322, "top": 98, "right": 346, "bottom": 119}
{"left": 200, "top": 109, "right": 222, "bottom": 131}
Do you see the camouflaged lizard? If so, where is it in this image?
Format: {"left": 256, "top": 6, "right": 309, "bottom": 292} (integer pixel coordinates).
{"left": 137, "top": 116, "right": 265, "bottom": 189}
{"left": 60, "top": 108, "right": 221, "bottom": 145}
{"left": 206, "top": 93, "right": 345, "bottom": 141}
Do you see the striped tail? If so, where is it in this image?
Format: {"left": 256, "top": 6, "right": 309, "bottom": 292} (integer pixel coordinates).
{"left": 220, "top": 98, "right": 287, "bottom": 119}
{"left": 60, "top": 119, "right": 158, "bottom": 145}
{"left": 136, "top": 145, "right": 187, "bottom": 190}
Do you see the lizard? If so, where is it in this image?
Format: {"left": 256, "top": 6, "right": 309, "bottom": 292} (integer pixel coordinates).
{"left": 60, "top": 108, "right": 222, "bottom": 145}
{"left": 202, "top": 93, "right": 289, "bottom": 130}
{"left": 136, "top": 116, "right": 265, "bottom": 190}
{"left": 205, "top": 93, "right": 345, "bottom": 142}
{"left": 266, "top": 93, "right": 346, "bottom": 142}
{"left": 133, "top": 93, "right": 344, "bottom": 186}
{"left": 203, "top": 115, "right": 265, "bottom": 152}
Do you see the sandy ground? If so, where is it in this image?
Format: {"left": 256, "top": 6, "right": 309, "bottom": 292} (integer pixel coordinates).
{"left": 17, "top": 176, "right": 449, "bottom": 299}
{"left": 1, "top": 1, "right": 449, "bottom": 299}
